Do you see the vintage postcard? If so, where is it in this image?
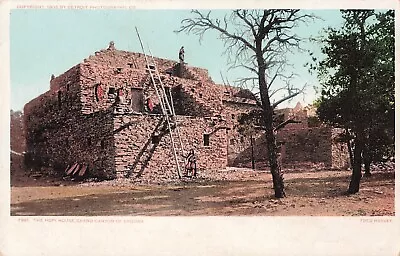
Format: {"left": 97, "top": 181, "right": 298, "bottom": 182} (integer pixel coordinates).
{"left": 1, "top": 0, "right": 399, "bottom": 255}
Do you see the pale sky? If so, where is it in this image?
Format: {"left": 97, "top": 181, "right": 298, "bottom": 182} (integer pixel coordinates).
{"left": 10, "top": 9, "right": 344, "bottom": 111}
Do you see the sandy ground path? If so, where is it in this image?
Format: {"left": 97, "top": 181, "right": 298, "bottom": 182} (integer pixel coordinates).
{"left": 10, "top": 168, "right": 394, "bottom": 216}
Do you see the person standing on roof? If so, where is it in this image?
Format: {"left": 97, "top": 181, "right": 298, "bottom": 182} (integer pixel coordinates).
{"left": 179, "top": 46, "right": 185, "bottom": 63}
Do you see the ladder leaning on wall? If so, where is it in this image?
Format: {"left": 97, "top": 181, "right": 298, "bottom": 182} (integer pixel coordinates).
{"left": 135, "top": 27, "right": 185, "bottom": 179}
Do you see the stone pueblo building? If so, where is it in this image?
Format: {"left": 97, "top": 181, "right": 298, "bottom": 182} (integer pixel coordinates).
{"left": 23, "top": 42, "right": 349, "bottom": 181}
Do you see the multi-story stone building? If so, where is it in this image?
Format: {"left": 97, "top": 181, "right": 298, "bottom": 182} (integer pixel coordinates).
{"left": 23, "top": 42, "right": 348, "bottom": 181}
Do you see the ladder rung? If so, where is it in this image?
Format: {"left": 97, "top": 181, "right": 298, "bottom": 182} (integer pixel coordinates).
{"left": 146, "top": 64, "right": 156, "bottom": 70}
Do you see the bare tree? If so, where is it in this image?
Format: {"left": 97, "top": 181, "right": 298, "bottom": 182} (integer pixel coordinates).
{"left": 176, "top": 9, "right": 314, "bottom": 198}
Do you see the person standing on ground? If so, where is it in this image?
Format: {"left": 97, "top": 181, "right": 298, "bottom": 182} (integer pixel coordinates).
{"left": 185, "top": 149, "right": 197, "bottom": 177}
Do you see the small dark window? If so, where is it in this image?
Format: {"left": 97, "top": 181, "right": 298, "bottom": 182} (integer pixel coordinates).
{"left": 131, "top": 88, "right": 144, "bottom": 112}
{"left": 199, "top": 93, "right": 203, "bottom": 98}
{"left": 152, "top": 135, "right": 160, "bottom": 144}
{"left": 66, "top": 138, "right": 69, "bottom": 147}
{"left": 191, "top": 88, "right": 195, "bottom": 93}
{"left": 231, "top": 114, "right": 235, "bottom": 120}
{"left": 116, "top": 67, "right": 122, "bottom": 73}
{"left": 128, "top": 63, "right": 133, "bottom": 68}
{"left": 240, "top": 136, "right": 244, "bottom": 143}
{"left": 66, "top": 84, "right": 70, "bottom": 91}
{"left": 203, "top": 134, "right": 210, "bottom": 146}
{"left": 87, "top": 138, "right": 92, "bottom": 147}
{"left": 101, "top": 140, "right": 105, "bottom": 149}
{"left": 108, "top": 87, "right": 116, "bottom": 95}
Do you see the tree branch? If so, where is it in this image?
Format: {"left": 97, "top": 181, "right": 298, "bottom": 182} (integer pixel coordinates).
{"left": 272, "top": 91, "right": 301, "bottom": 109}
{"left": 274, "top": 119, "right": 302, "bottom": 131}
{"left": 176, "top": 10, "right": 256, "bottom": 52}
{"left": 235, "top": 10, "right": 257, "bottom": 38}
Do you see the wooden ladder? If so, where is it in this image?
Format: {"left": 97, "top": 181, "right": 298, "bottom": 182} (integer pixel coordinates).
{"left": 135, "top": 27, "right": 185, "bottom": 179}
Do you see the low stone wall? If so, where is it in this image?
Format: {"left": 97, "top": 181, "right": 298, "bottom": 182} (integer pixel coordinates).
{"left": 228, "top": 126, "right": 348, "bottom": 169}
{"left": 277, "top": 127, "right": 332, "bottom": 166}
{"left": 228, "top": 132, "right": 268, "bottom": 167}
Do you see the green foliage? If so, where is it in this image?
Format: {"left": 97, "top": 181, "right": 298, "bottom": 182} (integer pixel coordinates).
{"left": 316, "top": 10, "right": 394, "bottom": 163}
{"left": 307, "top": 116, "right": 321, "bottom": 128}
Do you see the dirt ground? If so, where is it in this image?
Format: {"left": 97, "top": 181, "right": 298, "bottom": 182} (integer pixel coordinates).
{"left": 10, "top": 167, "right": 395, "bottom": 216}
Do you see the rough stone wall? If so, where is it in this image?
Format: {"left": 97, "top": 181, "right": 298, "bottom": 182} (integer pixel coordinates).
{"left": 276, "top": 127, "right": 332, "bottom": 166}
{"left": 50, "top": 64, "right": 81, "bottom": 92}
{"left": 179, "top": 64, "right": 214, "bottom": 83}
{"left": 275, "top": 107, "right": 309, "bottom": 129}
{"left": 78, "top": 46, "right": 221, "bottom": 118}
{"left": 171, "top": 78, "right": 258, "bottom": 119}
{"left": 228, "top": 132, "right": 267, "bottom": 167}
{"left": 222, "top": 100, "right": 260, "bottom": 166}
{"left": 172, "top": 80, "right": 223, "bottom": 117}
{"left": 79, "top": 59, "right": 148, "bottom": 114}
{"left": 87, "top": 48, "right": 180, "bottom": 74}
{"left": 77, "top": 44, "right": 256, "bottom": 121}
{"left": 24, "top": 67, "right": 116, "bottom": 179}
{"left": 113, "top": 114, "right": 227, "bottom": 180}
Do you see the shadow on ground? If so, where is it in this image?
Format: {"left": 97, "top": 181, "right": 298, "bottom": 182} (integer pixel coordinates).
{"left": 11, "top": 171, "right": 395, "bottom": 216}
{"left": 11, "top": 180, "right": 273, "bottom": 216}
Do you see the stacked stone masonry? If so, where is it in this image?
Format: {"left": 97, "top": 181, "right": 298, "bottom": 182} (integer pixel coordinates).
{"left": 24, "top": 42, "right": 349, "bottom": 181}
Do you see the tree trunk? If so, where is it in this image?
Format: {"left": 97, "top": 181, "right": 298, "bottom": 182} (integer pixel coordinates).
{"left": 265, "top": 121, "right": 285, "bottom": 198}
{"left": 256, "top": 48, "right": 285, "bottom": 198}
{"left": 348, "top": 137, "right": 363, "bottom": 194}
{"left": 250, "top": 135, "right": 255, "bottom": 170}
{"left": 363, "top": 147, "right": 372, "bottom": 177}
{"left": 364, "top": 161, "right": 372, "bottom": 177}
{"left": 345, "top": 129, "right": 354, "bottom": 169}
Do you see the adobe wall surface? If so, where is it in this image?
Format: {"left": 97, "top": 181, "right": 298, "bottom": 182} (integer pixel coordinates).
{"left": 113, "top": 114, "right": 227, "bottom": 181}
